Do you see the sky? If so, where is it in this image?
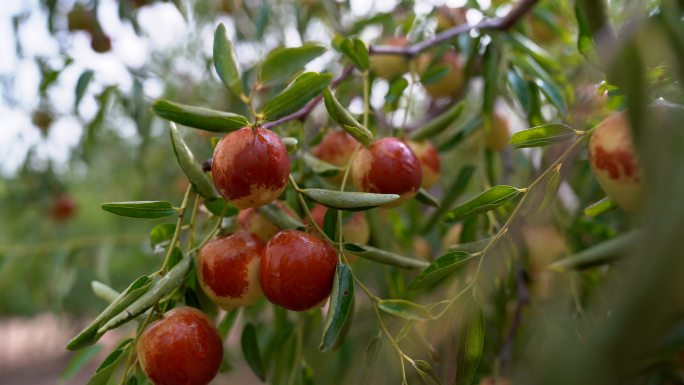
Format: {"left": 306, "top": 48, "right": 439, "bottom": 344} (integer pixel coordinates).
{"left": 0, "top": 0, "right": 480, "bottom": 177}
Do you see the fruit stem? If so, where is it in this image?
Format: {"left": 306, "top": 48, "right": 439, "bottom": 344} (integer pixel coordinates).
{"left": 160, "top": 184, "right": 193, "bottom": 274}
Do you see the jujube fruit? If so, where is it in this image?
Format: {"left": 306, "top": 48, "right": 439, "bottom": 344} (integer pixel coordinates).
{"left": 237, "top": 201, "right": 300, "bottom": 242}
{"left": 369, "top": 37, "right": 410, "bottom": 80}
{"left": 212, "top": 127, "right": 290, "bottom": 209}
{"left": 588, "top": 111, "right": 644, "bottom": 213}
{"left": 197, "top": 231, "right": 264, "bottom": 309}
{"left": 486, "top": 110, "right": 511, "bottom": 151}
{"left": 415, "top": 51, "right": 465, "bottom": 98}
{"left": 137, "top": 307, "right": 223, "bottom": 385}
{"left": 351, "top": 137, "right": 422, "bottom": 207}
{"left": 406, "top": 140, "right": 441, "bottom": 189}
{"left": 313, "top": 129, "right": 359, "bottom": 184}
{"left": 51, "top": 194, "right": 77, "bottom": 221}
{"left": 260, "top": 230, "right": 338, "bottom": 311}
{"left": 435, "top": 6, "right": 467, "bottom": 31}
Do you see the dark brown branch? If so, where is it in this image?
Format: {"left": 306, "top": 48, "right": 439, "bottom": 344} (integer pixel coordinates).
{"left": 261, "top": 64, "right": 355, "bottom": 130}
{"left": 369, "top": 0, "right": 540, "bottom": 57}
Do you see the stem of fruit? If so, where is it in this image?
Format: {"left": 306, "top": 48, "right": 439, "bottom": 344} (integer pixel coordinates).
{"left": 160, "top": 185, "right": 193, "bottom": 274}
{"left": 118, "top": 309, "right": 157, "bottom": 385}
{"left": 362, "top": 70, "right": 370, "bottom": 128}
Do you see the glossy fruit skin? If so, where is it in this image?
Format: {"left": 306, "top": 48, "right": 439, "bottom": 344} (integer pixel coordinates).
{"left": 212, "top": 127, "right": 290, "bottom": 209}
{"left": 197, "top": 232, "right": 264, "bottom": 309}
{"left": 486, "top": 111, "right": 511, "bottom": 151}
{"left": 51, "top": 194, "right": 77, "bottom": 221}
{"left": 406, "top": 140, "right": 441, "bottom": 189}
{"left": 416, "top": 51, "right": 465, "bottom": 98}
{"left": 313, "top": 130, "right": 359, "bottom": 184}
{"left": 351, "top": 138, "right": 422, "bottom": 207}
{"left": 260, "top": 230, "right": 338, "bottom": 311}
{"left": 369, "top": 37, "right": 410, "bottom": 80}
{"left": 309, "top": 204, "right": 370, "bottom": 245}
{"left": 237, "top": 201, "right": 299, "bottom": 242}
{"left": 137, "top": 307, "right": 223, "bottom": 385}
{"left": 589, "top": 112, "right": 644, "bottom": 213}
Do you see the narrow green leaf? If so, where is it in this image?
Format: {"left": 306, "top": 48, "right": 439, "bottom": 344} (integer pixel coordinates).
{"left": 241, "top": 323, "right": 266, "bottom": 381}
{"left": 362, "top": 334, "right": 383, "bottom": 383}
{"left": 549, "top": 231, "right": 640, "bottom": 271}
{"left": 74, "top": 69, "right": 94, "bottom": 112}
{"left": 301, "top": 188, "right": 399, "bottom": 211}
{"left": 506, "top": 32, "right": 559, "bottom": 72}
{"left": 444, "top": 186, "right": 523, "bottom": 223}
{"left": 62, "top": 344, "right": 103, "bottom": 381}
{"left": 378, "top": 299, "right": 433, "bottom": 320}
{"left": 169, "top": 122, "right": 218, "bottom": 199}
{"left": 323, "top": 89, "right": 373, "bottom": 146}
{"left": 261, "top": 72, "right": 332, "bottom": 121}
{"left": 323, "top": 207, "right": 339, "bottom": 241}
{"left": 259, "top": 44, "right": 327, "bottom": 85}
{"left": 353, "top": 38, "right": 370, "bottom": 70}
{"left": 507, "top": 69, "right": 531, "bottom": 115}
{"left": 219, "top": 309, "right": 240, "bottom": 339}
{"left": 97, "top": 257, "right": 191, "bottom": 334}
{"left": 67, "top": 277, "right": 152, "bottom": 350}
{"left": 420, "top": 64, "right": 449, "bottom": 86}
{"left": 446, "top": 238, "right": 492, "bottom": 253}
{"left": 408, "top": 251, "right": 475, "bottom": 290}
{"left": 344, "top": 243, "right": 429, "bottom": 270}
{"left": 149, "top": 223, "right": 176, "bottom": 248}
{"left": 536, "top": 78, "right": 568, "bottom": 115}
{"left": 101, "top": 201, "right": 177, "bottom": 219}
{"left": 422, "top": 165, "right": 476, "bottom": 233}
{"left": 336, "top": 37, "right": 369, "bottom": 70}
{"left": 213, "top": 23, "right": 243, "bottom": 97}
{"left": 521, "top": 167, "right": 561, "bottom": 216}
{"left": 320, "top": 263, "right": 355, "bottom": 352}
{"left": 456, "top": 297, "right": 485, "bottom": 385}
{"left": 415, "top": 188, "right": 440, "bottom": 208}
{"left": 91, "top": 281, "right": 120, "bottom": 303}
{"left": 303, "top": 153, "right": 341, "bottom": 177}
{"left": 510, "top": 123, "right": 578, "bottom": 148}
{"left": 437, "top": 116, "right": 482, "bottom": 152}
{"left": 153, "top": 100, "right": 249, "bottom": 132}
{"left": 385, "top": 77, "right": 409, "bottom": 110}
{"left": 583, "top": 197, "right": 617, "bottom": 217}
{"left": 412, "top": 360, "right": 444, "bottom": 385}
{"left": 204, "top": 198, "right": 239, "bottom": 217}
{"left": 410, "top": 101, "right": 465, "bottom": 141}
{"left": 86, "top": 341, "right": 133, "bottom": 385}
{"left": 482, "top": 43, "right": 501, "bottom": 115}
{"left": 258, "top": 203, "right": 306, "bottom": 230}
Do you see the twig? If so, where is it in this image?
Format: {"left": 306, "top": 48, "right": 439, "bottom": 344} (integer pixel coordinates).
{"left": 261, "top": 64, "right": 355, "bottom": 130}
{"left": 499, "top": 267, "right": 530, "bottom": 370}
{"left": 369, "top": 0, "right": 540, "bottom": 57}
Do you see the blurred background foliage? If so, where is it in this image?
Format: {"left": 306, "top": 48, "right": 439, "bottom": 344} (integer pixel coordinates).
{"left": 1, "top": 0, "right": 683, "bottom": 384}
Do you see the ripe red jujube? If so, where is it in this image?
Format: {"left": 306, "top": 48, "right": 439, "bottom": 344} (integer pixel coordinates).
{"left": 406, "top": 140, "right": 441, "bottom": 189}
{"left": 196, "top": 231, "right": 264, "bottom": 309}
{"left": 260, "top": 230, "right": 338, "bottom": 311}
{"left": 351, "top": 137, "right": 423, "bottom": 207}
{"left": 137, "top": 307, "right": 223, "bottom": 385}
{"left": 212, "top": 127, "right": 290, "bottom": 209}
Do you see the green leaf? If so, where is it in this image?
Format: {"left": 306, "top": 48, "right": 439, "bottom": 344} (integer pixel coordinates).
{"left": 362, "top": 333, "right": 383, "bottom": 383}
{"left": 344, "top": 243, "right": 429, "bottom": 270}
{"left": 583, "top": 197, "right": 617, "bottom": 217}
{"left": 510, "top": 123, "right": 578, "bottom": 148}
{"left": 323, "top": 89, "right": 373, "bottom": 146}
{"left": 536, "top": 78, "right": 568, "bottom": 115}
{"left": 456, "top": 297, "right": 485, "bottom": 385}
{"left": 522, "top": 167, "right": 561, "bottom": 216}
{"left": 153, "top": 100, "right": 249, "bottom": 132}
{"left": 323, "top": 207, "right": 339, "bottom": 241}
{"left": 282, "top": 137, "right": 298, "bottom": 154}
{"left": 482, "top": 43, "right": 501, "bottom": 115}
{"left": 241, "top": 323, "right": 266, "bottom": 381}
{"left": 378, "top": 299, "right": 433, "bottom": 320}
{"left": 213, "top": 23, "right": 243, "bottom": 97}
{"left": 258, "top": 203, "right": 306, "bottom": 230}
{"left": 506, "top": 32, "right": 558, "bottom": 72}
{"left": 507, "top": 69, "right": 531, "bottom": 116}
{"left": 219, "top": 309, "right": 240, "bottom": 339}
{"left": 74, "top": 69, "right": 94, "bottom": 113}
{"left": 204, "top": 198, "right": 239, "bottom": 217}
{"left": 408, "top": 251, "right": 475, "bottom": 290}
{"left": 574, "top": 1, "right": 603, "bottom": 67}
{"left": 410, "top": 101, "right": 465, "bottom": 141}
{"left": 420, "top": 64, "right": 449, "bottom": 86}
{"left": 422, "top": 165, "right": 476, "bottom": 233}
{"left": 149, "top": 223, "right": 176, "bottom": 248}
{"left": 259, "top": 44, "right": 327, "bottom": 85}
{"left": 62, "top": 344, "right": 103, "bottom": 381}
{"left": 101, "top": 201, "right": 177, "bottom": 219}
{"left": 335, "top": 36, "right": 370, "bottom": 70}
{"left": 444, "top": 186, "right": 523, "bottom": 223}
{"left": 385, "top": 77, "right": 409, "bottom": 110}
{"left": 415, "top": 188, "right": 440, "bottom": 208}
{"left": 91, "top": 281, "right": 120, "bottom": 303}
{"left": 169, "top": 122, "right": 218, "bottom": 199}
{"left": 303, "top": 153, "right": 341, "bottom": 177}
{"left": 67, "top": 276, "right": 152, "bottom": 350}
{"left": 86, "top": 340, "right": 133, "bottom": 385}
{"left": 549, "top": 231, "right": 640, "bottom": 271}
{"left": 301, "top": 189, "right": 399, "bottom": 211}
{"left": 412, "top": 360, "right": 444, "bottom": 385}
{"left": 261, "top": 72, "right": 332, "bottom": 121}
{"left": 97, "top": 257, "right": 191, "bottom": 334}
{"left": 320, "top": 263, "right": 355, "bottom": 352}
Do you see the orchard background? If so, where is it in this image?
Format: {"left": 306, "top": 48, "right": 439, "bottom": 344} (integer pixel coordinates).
{"left": 1, "top": 0, "right": 683, "bottom": 384}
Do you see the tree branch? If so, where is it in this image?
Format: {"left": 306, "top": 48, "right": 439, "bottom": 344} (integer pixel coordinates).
{"left": 261, "top": 64, "right": 354, "bottom": 130}
{"left": 369, "top": 0, "right": 540, "bottom": 57}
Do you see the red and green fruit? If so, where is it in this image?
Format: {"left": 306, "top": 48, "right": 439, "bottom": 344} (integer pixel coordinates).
{"left": 313, "top": 129, "right": 359, "bottom": 184}
{"left": 415, "top": 51, "right": 465, "bottom": 98}
{"left": 406, "top": 139, "right": 441, "bottom": 189}
{"left": 369, "top": 37, "right": 410, "bottom": 80}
